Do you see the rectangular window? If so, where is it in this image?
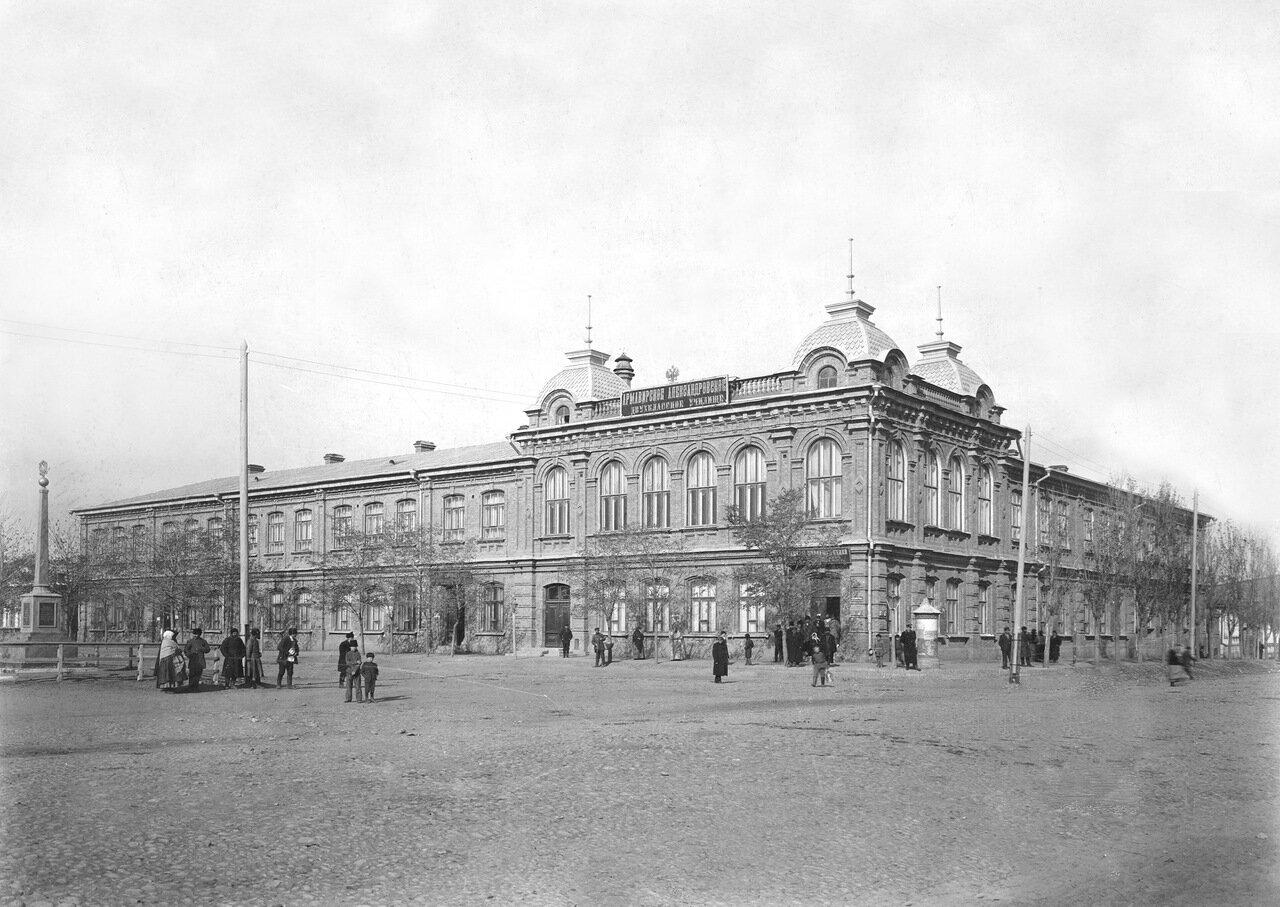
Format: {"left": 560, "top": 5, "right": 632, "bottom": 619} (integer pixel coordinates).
{"left": 1058, "top": 503, "right": 1071, "bottom": 550}
{"left": 482, "top": 492, "right": 506, "bottom": 540}
{"left": 294, "top": 510, "right": 312, "bottom": 551}
{"left": 332, "top": 507, "right": 352, "bottom": 547}
{"left": 644, "top": 490, "right": 669, "bottom": 528}
{"left": 945, "top": 581, "right": 960, "bottom": 635}
{"left": 443, "top": 495, "right": 465, "bottom": 541}
{"left": 601, "top": 493, "right": 627, "bottom": 532}
{"left": 606, "top": 586, "right": 626, "bottom": 633}
{"left": 366, "top": 603, "right": 384, "bottom": 632}
{"left": 267, "top": 513, "right": 284, "bottom": 553}
{"left": 483, "top": 585, "right": 503, "bottom": 632}
{"left": 739, "top": 583, "right": 765, "bottom": 633}
{"left": 887, "top": 576, "right": 902, "bottom": 628}
{"left": 1011, "top": 491, "right": 1022, "bottom": 542}
{"left": 396, "top": 499, "right": 417, "bottom": 534}
{"left": 365, "top": 503, "right": 385, "bottom": 538}
{"left": 1039, "top": 497, "right": 1051, "bottom": 546}
{"left": 1084, "top": 509, "right": 1094, "bottom": 545}
{"left": 691, "top": 582, "right": 716, "bottom": 632}
{"left": 687, "top": 486, "right": 716, "bottom": 527}
{"left": 645, "top": 583, "right": 669, "bottom": 632}
{"left": 978, "top": 585, "right": 990, "bottom": 634}
{"left": 248, "top": 516, "right": 259, "bottom": 555}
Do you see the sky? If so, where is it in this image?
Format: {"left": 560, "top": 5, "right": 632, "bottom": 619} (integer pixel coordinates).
{"left": 1, "top": 1, "right": 1278, "bottom": 550}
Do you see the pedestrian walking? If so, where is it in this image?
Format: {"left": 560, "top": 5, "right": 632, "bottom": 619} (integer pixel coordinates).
{"left": 772, "top": 624, "right": 784, "bottom": 663}
{"left": 360, "top": 653, "right": 380, "bottom": 701}
{"left": 632, "top": 625, "right": 645, "bottom": 660}
{"left": 219, "top": 628, "right": 246, "bottom": 690}
{"left": 872, "top": 632, "right": 886, "bottom": 667}
{"left": 901, "top": 624, "right": 918, "bottom": 671}
{"left": 810, "top": 634, "right": 830, "bottom": 687}
{"left": 276, "top": 627, "right": 299, "bottom": 689}
{"left": 743, "top": 632, "right": 755, "bottom": 666}
{"left": 184, "top": 628, "right": 210, "bottom": 692}
{"left": 711, "top": 631, "right": 729, "bottom": 683}
{"left": 592, "top": 628, "right": 606, "bottom": 667}
{"left": 558, "top": 624, "right": 573, "bottom": 658}
{"left": 998, "top": 627, "right": 1012, "bottom": 669}
{"left": 343, "top": 643, "right": 364, "bottom": 702}
{"left": 338, "top": 632, "right": 355, "bottom": 685}
{"left": 244, "top": 628, "right": 264, "bottom": 688}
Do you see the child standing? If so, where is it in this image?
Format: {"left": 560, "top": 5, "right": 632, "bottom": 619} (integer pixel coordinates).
{"left": 360, "top": 652, "right": 380, "bottom": 701}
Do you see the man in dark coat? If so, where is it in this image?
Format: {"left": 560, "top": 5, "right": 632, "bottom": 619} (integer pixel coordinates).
{"left": 711, "top": 631, "right": 729, "bottom": 683}
{"left": 785, "top": 622, "right": 800, "bottom": 666}
{"left": 184, "top": 628, "right": 210, "bottom": 692}
{"left": 631, "top": 625, "right": 645, "bottom": 660}
{"left": 219, "top": 628, "right": 246, "bottom": 689}
{"left": 277, "top": 627, "right": 299, "bottom": 689}
{"left": 772, "top": 624, "right": 784, "bottom": 663}
{"left": 998, "top": 627, "right": 1013, "bottom": 669}
{"left": 591, "top": 628, "right": 606, "bottom": 667}
{"left": 338, "top": 632, "right": 355, "bottom": 685}
{"left": 1048, "top": 630, "right": 1062, "bottom": 664}
{"left": 1017, "top": 626, "right": 1031, "bottom": 666}
{"left": 743, "top": 632, "right": 755, "bottom": 666}
{"left": 900, "top": 624, "right": 918, "bottom": 670}
{"left": 558, "top": 624, "right": 573, "bottom": 658}
{"left": 820, "top": 629, "right": 837, "bottom": 666}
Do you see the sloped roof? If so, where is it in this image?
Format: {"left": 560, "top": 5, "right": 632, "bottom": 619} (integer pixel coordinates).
{"left": 791, "top": 299, "right": 901, "bottom": 368}
{"left": 82, "top": 440, "right": 526, "bottom": 511}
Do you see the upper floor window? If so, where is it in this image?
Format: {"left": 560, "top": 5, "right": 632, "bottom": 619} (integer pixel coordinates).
{"left": 886, "top": 441, "right": 906, "bottom": 522}
{"left": 740, "top": 583, "right": 765, "bottom": 634}
{"left": 946, "top": 457, "right": 965, "bottom": 531}
{"left": 92, "top": 527, "right": 109, "bottom": 559}
{"left": 1058, "top": 502, "right": 1071, "bottom": 550}
{"left": 687, "top": 452, "right": 716, "bottom": 527}
{"left": 690, "top": 580, "right": 716, "bottom": 632}
{"left": 1084, "top": 509, "right": 1094, "bottom": 545}
{"left": 364, "top": 502, "right": 385, "bottom": 538}
{"left": 396, "top": 499, "right": 417, "bottom": 534}
{"left": 806, "top": 439, "right": 842, "bottom": 518}
{"left": 482, "top": 583, "right": 504, "bottom": 632}
{"left": 600, "top": 461, "right": 627, "bottom": 532}
{"left": 482, "top": 491, "right": 506, "bottom": 540}
{"left": 332, "top": 505, "right": 352, "bottom": 547}
{"left": 545, "top": 466, "right": 570, "bottom": 536}
{"left": 642, "top": 457, "right": 670, "bottom": 529}
{"left": 112, "top": 526, "right": 128, "bottom": 556}
{"left": 266, "top": 512, "right": 284, "bottom": 553}
{"left": 924, "top": 452, "right": 940, "bottom": 526}
{"left": 977, "top": 466, "right": 993, "bottom": 535}
{"left": 132, "top": 524, "right": 148, "bottom": 557}
{"left": 816, "top": 365, "right": 838, "bottom": 389}
{"left": 1039, "top": 497, "right": 1052, "bottom": 546}
{"left": 161, "top": 521, "right": 179, "bottom": 542}
{"left": 443, "top": 495, "right": 465, "bottom": 542}
{"left": 734, "top": 447, "right": 766, "bottom": 521}
{"left": 184, "top": 518, "right": 200, "bottom": 534}
{"left": 294, "top": 509, "right": 313, "bottom": 551}
{"left": 1011, "top": 491, "right": 1022, "bottom": 542}
{"left": 207, "top": 517, "right": 224, "bottom": 541}
{"left": 555, "top": 405, "right": 571, "bottom": 424}
{"left": 247, "top": 516, "right": 259, "bottom": 555}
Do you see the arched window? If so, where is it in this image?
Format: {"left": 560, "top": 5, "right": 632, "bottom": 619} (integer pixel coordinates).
{"left": 294, "top": 509, "right": 313, "bottom": 551}
{"left": 482, "top": 491, "right": 506, "bottom": 540}
{"left": 294, "top": 588, "right": 313, "bottom": 630}
{"left": 482, "top": 583, "right": 504, "bottom": 632}
{"left": 161, "top": 521, "right": 178, "bottom": 540}
{"left": 806, "top": 439, "right": 842, "bottom": 518}
{"left": 266, "top": 512, "right": 284, "bottom": 552}
{"left": 646, "top": 581, "right": 670, "bottom": 632}
{"left": 184, "top": 518, "right": 200, "bottom": 534}
{"left": 545, "top": 467, "right": 570, "bottom": 535}
{"left": 641, "top": 457, "right": 670, "bottom": 528}
{"left": 112, "top": 526, "right": 128, "bottom": 557}
{"left": 690, "top": 580, "right": 716, "bottom": 632}
{"left": 555, "top": 405, "right": 571, "bottom": 424}
{"left": 977, "top": 466, "right": 993, "bottom": 535}
{"left": 946, "top": 457, "right": 965, "bottom": 531}
{"left": 443, "top": 495, "right": 465, "bottom": 541}
{"left": 733, "top": 447, "right": 766, "bottom": 521}
{"left": 396, "top": 499, "right": 417, "bottom": 534}
{"left": 886, "top": 441, "right": 906, "bottom": 522}
{"left": 600, "top": 461, "right": 627, "bottom": 531}
{"left": 364, "top": 502, "right": 385, "bottom": 538}
{"left": 132, "top": 524, "right": 148, "bottom": 559}
{"left": 686, "top": 452, "right": 716, "bottom": 526}
{"left": 394, "top": 584, "right": 417, "bottom": 631}
{"left": 740, "top": 582, "right": 765, "bottom": 633}
{"left": 332, "top": 505, "right": 352, "bottom": 547}
{"left": 816, "top": 365, "right": 838, "bottom": 389}
{"left": 363, "top": 587, "right": 386, "bottom": 632}
{"left": 207, "top": 517, "right": 224, "bottom": 541}
{"left": 924, "top": 452, "right": 940, "bottom": 526}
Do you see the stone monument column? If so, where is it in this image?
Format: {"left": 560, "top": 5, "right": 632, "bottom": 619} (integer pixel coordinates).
{"left": 21, "top": 461, "right": 64, "bottom": 639}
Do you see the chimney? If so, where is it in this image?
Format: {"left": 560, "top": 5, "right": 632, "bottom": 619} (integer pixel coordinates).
{"left": 613, "top": 352, "right": 635, "bottom": 386}
{"left": 323, "top": 453, "right": 345, "bottom": 464}
{"left": 247, "top": 464, "right": 265, "bottom": 474}
{"left": 413, "top": 440, "right": 436, "bottom": 453}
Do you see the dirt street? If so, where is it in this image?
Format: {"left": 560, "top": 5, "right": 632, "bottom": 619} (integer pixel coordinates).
{"left": 1, "top": 654, "right": 1277, "bottom": 906}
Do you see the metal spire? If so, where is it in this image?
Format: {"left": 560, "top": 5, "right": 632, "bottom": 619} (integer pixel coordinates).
{"left": 846, "top": 238, "right": 856, "bottom": 298}
{"left": 585, "top": 294, "right": 592, "bottom": 346}
{"left": 935, "top": 285, "right": 944, "bottom": 339}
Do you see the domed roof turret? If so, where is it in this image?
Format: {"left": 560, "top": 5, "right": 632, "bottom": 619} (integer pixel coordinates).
{"left": 910, "top": 340, "right": 986, "bottom": 397}
{"left": 536, "top": 347, "right": 630, "bottom": 406}
{"left": 791, "top": 299, "right": 902, "bottom": 369}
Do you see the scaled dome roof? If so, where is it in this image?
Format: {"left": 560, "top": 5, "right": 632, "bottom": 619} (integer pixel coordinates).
{"left": 791, "top": 299, "right": 902, "bottom": 369}
{"left": 910, "top": 340, "right": 987, "bottom": 397}
{"left": 536, "top": 347, "right": 630, "bottom": 406}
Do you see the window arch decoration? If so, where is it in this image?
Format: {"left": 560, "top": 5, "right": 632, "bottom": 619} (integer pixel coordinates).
{"left": 816, "top": 365, "right": 838, "bottom": 389}
{"left": 733, "top": 446, "right": 767, "bottom": 521}
{"left": 886, "top": 438, "right": 907, "bottom": 522}
{"left": 544, "top": 465, "right": 570, "bottom": 535}
{"left": 363, "top": 502, "right": 385, "bottom": 537}
{"left": 331, "top": 505, "right": 352, "bottom": 547}
{"left": 599, "top": 460, "right": 627, "bottom": 531}
{"left": 689, "top": 578, "right": 717, "bottom": 632}
{"left": 923, "top": 450, "right": 941, "bottom": 526}
{"left": 976, "top": 464, "right": 993, "bottom": 536}
{"left": 806, "top": 437, "right": 842, "bottom": 518}
{"left": 481, "top": 583, "right": 504, "bottom": 632}
{"left": 641, "top": 456, "right": 670, "bottom": 528}
{"left": 686, "top": 451, "right": 716, "bottom": 526}
{"left": 946, "top": 456, "right": 966, "bottom": 530}
{"left": 482, "top": 490, "right": 506, "bottom": 540}
{"left": 443, "top": 494, "right": 465, "bottom": 541}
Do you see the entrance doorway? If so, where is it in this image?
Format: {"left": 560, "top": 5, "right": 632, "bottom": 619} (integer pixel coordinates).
{"left": 543, "top": 584, "right": 571, "bottom": 648}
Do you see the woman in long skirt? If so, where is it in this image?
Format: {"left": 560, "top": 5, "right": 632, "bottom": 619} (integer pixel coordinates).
{"left": 156, "top": 629, "right": 181, "bottom": 692}
{"left": 244, "top": 628, "right": 264, "bottom": 688}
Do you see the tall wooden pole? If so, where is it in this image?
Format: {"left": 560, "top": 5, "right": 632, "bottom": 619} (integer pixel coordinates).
{"left": 1011, "top": 427, "right": 1031, "bottom": 684}
{"left": 1190, "top": 489, "right": 1198, "bottom": 656}
{"left": 239, "top": 341, "right": 250, "bottom": 637}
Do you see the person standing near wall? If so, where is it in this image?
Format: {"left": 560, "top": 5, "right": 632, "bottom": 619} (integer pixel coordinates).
{"left": 559, "top": 624, "right": 573, "bottom": 658}
{"left": 244, "top": 629, "right": 264, "bottom": 688}
{"left": 219, "top": 628, "right": 246, "bottom": 690}
{"left": 277, "top": 627, "right": 299, "bottom": 689}
{"left": 998, "top": 627, "right": 1012, "bottom": 669}
{"left": 711, "top": 631, "right": 729, "bottom": 683}
{"left": 184, "top": 628, "right": 210, "bottom": 692}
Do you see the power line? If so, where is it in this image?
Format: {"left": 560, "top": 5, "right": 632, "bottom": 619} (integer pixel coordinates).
{"left": 0, "top": 329, "right": 238, "bottom": 361}
{"left": 251, "top": 349, "right": 529, "bottom": 401}
{"left": 253, "top": 357, "right": 527, "bottom": 405}
{"left": 0, "top": 317, "right": 239, "bottom": 352}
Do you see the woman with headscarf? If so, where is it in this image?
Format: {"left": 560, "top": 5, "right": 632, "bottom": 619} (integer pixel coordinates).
{"left": 711, "top": 631, "right": 729, "bottom": 683}
{"left": 156, "top": 628, "right": 181, "bottom": 692}
{"left": 244, "top": 628, "right": 264, "bottom": 688}
{"left": 219, "top": 628, "right": 246, "bottom": 690}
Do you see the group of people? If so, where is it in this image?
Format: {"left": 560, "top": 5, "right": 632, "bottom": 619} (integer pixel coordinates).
{"left": 772, "top": 617, "right": 841, "bottom": 667}
{"left": 589, "top": 628, "right": 616, "bottom": 666}
{"left": 868, "top": 626, "right": 919, "bottom": 669}
{"left": 337, "top": 632, "right": 380, "bottom": 702}
{"left": 997, "top": 627, "right": 1063, "bottom": 668}
{"left": 155, "top": 626, "right": 301, "bottom": 692}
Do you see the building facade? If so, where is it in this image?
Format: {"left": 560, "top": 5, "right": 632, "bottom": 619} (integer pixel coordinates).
{"left": 73, "top": 290, "right": 1181, "bottom": 656}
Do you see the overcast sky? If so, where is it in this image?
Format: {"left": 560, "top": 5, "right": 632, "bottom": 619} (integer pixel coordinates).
{"left": 2, "top": 1, "right": 1277, "bottom": 549}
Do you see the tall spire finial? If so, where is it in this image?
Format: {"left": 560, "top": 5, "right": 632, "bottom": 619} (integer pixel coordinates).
{"left": 846, "top": 238, "right": 856, "bottom": 299}
{"left": 585, "top": 294, "right": 593, "bottom": 346}
{"left": 935, "top": 285, "right": 944, "bottom": 339}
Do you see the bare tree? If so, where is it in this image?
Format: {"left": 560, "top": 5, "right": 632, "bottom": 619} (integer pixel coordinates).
{"left": 584, "top": 527, "right": 683, "bottom": 661}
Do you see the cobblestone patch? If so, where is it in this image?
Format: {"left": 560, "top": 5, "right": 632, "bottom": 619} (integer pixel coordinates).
{"left": 1, "top": 657, "right": 1277, "bottom": 905}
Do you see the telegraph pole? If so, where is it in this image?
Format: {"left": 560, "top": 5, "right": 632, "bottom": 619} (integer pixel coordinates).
{"left": 1010, "top": 427, "right": 1031, "bottom": 684}
{"left": 1190, "top": 489, "right": 1198, "bottom": 657}
{"left": 239, "top": 341, "right": 250, "bottom": 637}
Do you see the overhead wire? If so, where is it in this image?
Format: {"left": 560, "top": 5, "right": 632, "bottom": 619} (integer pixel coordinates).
{"left": 0, "top": 317, "right": 239, "bottom": 352}
{"left": 252, "top": 357, "right": 527, "bottom": 405}
{"left": 0, "top": 328, "right": 238, "bottom": 361}
{"left": 250, "top": 349, "right": 529, "bottom": 401}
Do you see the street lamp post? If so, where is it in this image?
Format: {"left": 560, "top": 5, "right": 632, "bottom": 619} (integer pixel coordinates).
{"left": 1032, "top": 465, "right": 1068, "bottom": 651}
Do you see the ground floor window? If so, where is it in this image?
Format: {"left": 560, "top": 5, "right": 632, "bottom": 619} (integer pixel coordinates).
{"left": 690, "top": 580, "right": 716, "bottom": 632}
{"left": 740, "top": 583, "right": 764, "bottom": 633}
{"left": 645, "top": 581, "right": 669, "bottom": 632}
{"left": 483, "top": 584, "right": 504, "bottom": 632}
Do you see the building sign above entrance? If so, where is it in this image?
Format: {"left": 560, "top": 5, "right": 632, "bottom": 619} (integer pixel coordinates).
{"left": 621, "top": 377, "right": 730, "bottom": 417}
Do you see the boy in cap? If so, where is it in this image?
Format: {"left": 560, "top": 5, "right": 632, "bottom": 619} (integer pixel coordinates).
{"left": 360, "top": 652, "right": 380, "bottom": 701}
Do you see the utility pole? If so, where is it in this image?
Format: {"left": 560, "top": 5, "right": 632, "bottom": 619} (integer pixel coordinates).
{"left": 1190, "top": 489, "right": 1198, "bottom": 657}
{"left": 1011, "top": 427, "right": 1031, "bottom": 684}
{"left": 239, "top": 340, "right": 249, "bottom": 638}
